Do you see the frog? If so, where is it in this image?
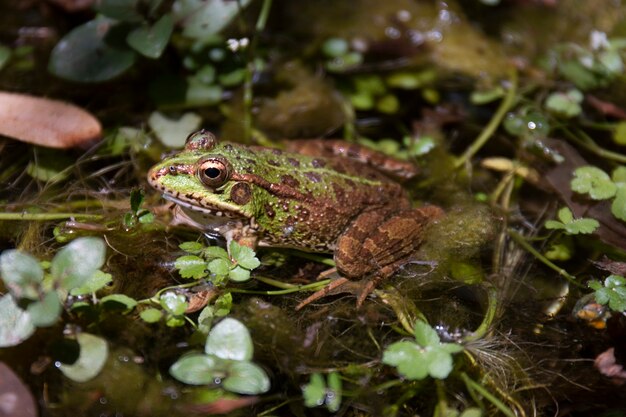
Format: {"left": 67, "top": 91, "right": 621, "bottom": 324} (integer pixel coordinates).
{"left": 147, "top": 130, "right": 444, "bottom": 309}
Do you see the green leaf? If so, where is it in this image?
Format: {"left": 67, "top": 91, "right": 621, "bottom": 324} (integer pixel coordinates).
{"left": 70, "top": 270, "right": 112, "bottom": 296}
{"left": 140, "top": 308, "right": 163, "bottom": 323}
{"left": 0, "top": 249, "right": 43, "bottom": 299}
{"left": 414, "top": 320, "right": 439, "bottom": 347}
{"left": 129, "top": 188, "right": 144, "bottom": 213}
{"left": 160, "top": 292, "right": 188, "bottom": 315}
{"left": 48, "top": 17, "right": 136, "bottom": 82}
{"left": 175, "top": 255, "right": 207, "bottom": 279}
{"left": 205, "top": 318, "right": 253, "bottom": 361}
{"left": 185, "top": 80, "right": 223, "bottom": 106}
{"left": 382, "top": 341, "right": 429, "bottom": 380}
{"left": 612, "top": 166, "right": 626, "bottom": 183}
{"left": 229, "top": 241, "right": 260, "bottom": 270}
{"left": 213, "top": 293, "right": 232, "bottom": 317}
{"left": 564, "top": 218, "right": 599, "bottom": 234}
{"left": 217, "top": 68, "right": 246, "bottom": 87}
{"left": 148, "top": 111, "right": 202, "bottom": 148}
{"left": 27, "top": 291, "right": 62, "bottom": 327}
{"left": 101, "top": 294, "right": 137, "bottom": 310}
{"left": 223, "top": 361, "right": 270, "bottom": 394}
{"left": 174, "top": 0, "right": 253, "bottom": 41}
{"left": 611, "top": 184, "right": 626, "bottom": 221}
{"left": 0, "top": 294, "right": 35, "bottom": 347}
{"left": 326, "top": 372, "right": 342, "bottom": 412}
{"left": 96, "top": 0, "right": 143, "bottom": 22}
{"left": 557, "top": 207, "right": 574, "bottom": 223}
{"left": 303, "top": 373, "right": 326, "bottom": 407}
{"left": 51, "top": 237, "right": 106, "bottom": 290}
{"left": 612, "top": 122, "right": 626, "bottom": 145}
{"left": 208, "top": 258, "right": 230, "bottom": 276}
{"left": 58, "top": 333, "right": 108, "bottom": 382}
{"left": 545, "top": 90, "right": 582, "bottom": 118}
{"left": 426, "top": 348, "right": 454, "bottom": 379}
{"left": 179, "top": 241, "right": 204, "bottom": 253}
{"left": 197, "top": 306, "right": 214, "bottom": 334}
{"left": 228, "top": 266, "right": 251, "bottom": 282}
{"left": 322, "top": 38, "right": 349, "bottom": 58}
{"left": 591, "top": 275, "right": 626, "bottom": 312}
{"left": 170, "top": 353, "right": 222, "bottom": 385}
{"left": 544, "top": 220, "right": 566, "bottom": 230}
{"left": 204, "top": 246, "right": 229, "bottom": 260}
{"left": 126, "top": 14, "right": 174, "bottom": 59}
{"left": 460, "top": 407, "right": 483, "bottom": 417}
{"left": 571, "top": 166, "right": 617, "bottom": 200}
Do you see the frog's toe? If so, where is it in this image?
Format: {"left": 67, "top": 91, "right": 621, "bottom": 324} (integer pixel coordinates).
{"left": 295, "top": 277, "right": 350, "bottom": 310}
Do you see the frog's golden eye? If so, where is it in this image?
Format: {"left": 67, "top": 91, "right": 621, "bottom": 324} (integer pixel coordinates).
{"left": 198, "top": 157, "right": 231, "bottom": 187}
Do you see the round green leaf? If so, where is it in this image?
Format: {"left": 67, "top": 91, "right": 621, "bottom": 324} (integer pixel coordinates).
{"left": 611, "top": 184, "right": 626, "bottom": 221}
{"left": 175, "top": 255, "right": 208, "bottom": 279}
{"left": 571, "top": 166, "right": 617, "bottom": 200}
{"left": 0, "top": 250, "right": 43, "bottom": 299}
{"left": 414, "top": 320, "right": 439, "bottom": 347}
{"left": 0, "top": 294, "right": 35, "bottom": 347}
{"left": 69, "top": 270, "right": 112, "bottom": 296}
{"left": 205, "top": 318, "right": 253, "bottom": 361}
{"left": 223, "top": 361, "right": 270, "bottom": 395}
{"left": 49, "top": 17, "right": 136, "bottom": 82}
{"left": 170, "top": 353, "right": 222, "bottom": 385}
{"left": 51, "top": 237, "right": 106, "bottom": 290}
{"left": 208, "top": 258, "right": 230, "bottom": 276}
{"left": 160, "top": 292, "right": 188, "bottom": 315}
{"left": 58, "top": 333, "right": 108, "bottom": 382}
{"left": 303, "top": 373, "right": 326, "bottom": 407}
{"left": 382, "top": 340, "right": 429, "bottom": 380}
{"left": 148, "top": 111, "right": 202, "bottom": 148}
{"left": 140, "top": 308, "right": 163, "bottom": 323}
{"left": 100, "top": 294, "right": 137, "bottom": 310}
{"left": 27, "top": 291, "right": 62, "bottom": 327}
{"left": 426, "top": 348, "right": 454, "bottom": 379}
{"left": 126, "top": 14, "right": 174, "bottom": 59}
{"left": 175, "top": 0, "right": 253, "bottom": 41}
{"left": 326, "top": 372, "right": 342, "bottom": 412}
{"left": 228, "top": 266, "right": 251, "bottom": 282}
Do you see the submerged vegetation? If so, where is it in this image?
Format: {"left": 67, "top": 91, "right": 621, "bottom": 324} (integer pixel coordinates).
{"left": 1, "top": 0, "right": 626, "bottom": 416}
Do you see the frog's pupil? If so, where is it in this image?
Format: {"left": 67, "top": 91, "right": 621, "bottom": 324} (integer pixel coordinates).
{"left": 205, "top": 167, "right": 221, "bottom": 179}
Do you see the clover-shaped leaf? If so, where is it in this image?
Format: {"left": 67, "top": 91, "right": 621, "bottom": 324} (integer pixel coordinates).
{"left": 51, "top": 237, "right": 106, "bottom": 290}
{"left": 205, "top": 318, "right": 253, "bottom": 361}
{"left": 545, "top": 207, "right": 599, "bottom": 235}
{"left": 571, "top": 166, "right": 617, "bottom": 200}
{"left": 589, "top": 275, "right": 626, "bottom": 312}
{"left": 175, "top": 255, "right": 207, "bottom": 279}
{"left": 229, "top": 241, "right": 261, "bottom": 270}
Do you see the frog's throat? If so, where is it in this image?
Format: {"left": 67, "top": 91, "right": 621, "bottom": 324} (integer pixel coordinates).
{"left": 163, "top": 194, "right": 247, "bottom": 219}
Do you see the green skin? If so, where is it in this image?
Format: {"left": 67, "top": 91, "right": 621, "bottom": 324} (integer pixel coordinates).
{"left": 148, "top": 131, "right": 443, "bottom": 307}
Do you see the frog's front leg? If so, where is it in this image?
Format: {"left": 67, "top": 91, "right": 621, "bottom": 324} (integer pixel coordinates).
{"left": 295, "top": 205, "right": 444, "bottom": 309}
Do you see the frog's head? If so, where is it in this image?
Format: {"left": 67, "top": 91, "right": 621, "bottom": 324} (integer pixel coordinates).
{"left": 147, "top": 130, "right": 258, "bottom": 222}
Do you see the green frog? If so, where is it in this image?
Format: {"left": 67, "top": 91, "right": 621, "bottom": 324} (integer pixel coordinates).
{"left": 147, "top": 130, "right": 443, "bottom": 309}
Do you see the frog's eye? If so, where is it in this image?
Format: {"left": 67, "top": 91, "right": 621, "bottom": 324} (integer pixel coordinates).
{"left": 198, "top": 157, "right": 231, "bottom": 187}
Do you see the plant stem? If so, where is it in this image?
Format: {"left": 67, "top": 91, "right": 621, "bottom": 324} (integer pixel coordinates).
{"left": 454, "top": 68, "right": 518, "bottom": 169}
{"left": 0, "top": 212, "right": 102, "bottom": 221}
{"left": 562, "top": 127, "right": 626, "bottom": 164}
{"left": 461, "top": 373, "right": 516, "bottom": 417}
{"left": 463, "top": 284, "right": 498, "bottom": 342}
{"left": 507, "top": 229, "right": 583, "bottom": 288}
{"left": 229, "top": 278, "right": 331, "bottom": 295}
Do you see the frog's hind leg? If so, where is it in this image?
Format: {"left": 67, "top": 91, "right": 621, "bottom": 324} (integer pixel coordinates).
{"left": 295, "top": 206, "right": 443, "bottom": 310}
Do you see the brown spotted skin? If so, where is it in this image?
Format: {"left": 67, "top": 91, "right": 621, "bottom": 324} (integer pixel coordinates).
{"left": 147, "top": 131, "right": 443, "bottom": 308}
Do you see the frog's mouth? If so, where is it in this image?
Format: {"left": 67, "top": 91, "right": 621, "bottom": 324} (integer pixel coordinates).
{"left": 163, "top": 194, "right": 247, "bottom": 220}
